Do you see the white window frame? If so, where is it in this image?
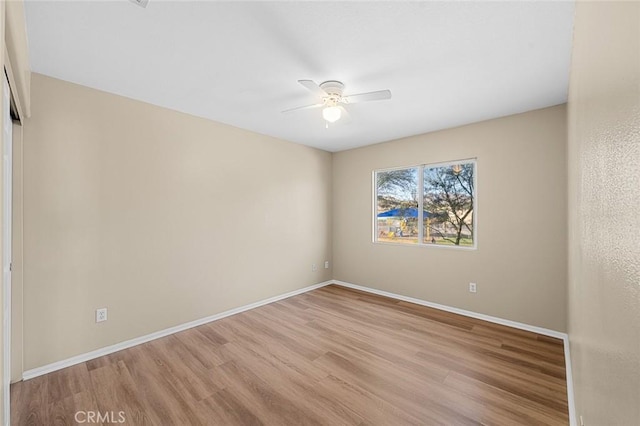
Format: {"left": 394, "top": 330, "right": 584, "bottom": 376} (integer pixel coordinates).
{"left": 373, "top": 158, "right": 477, "bottom": 250}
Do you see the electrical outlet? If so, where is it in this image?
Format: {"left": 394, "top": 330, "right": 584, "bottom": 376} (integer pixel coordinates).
{"left": 96, "top": 308, "right": 107, "bottom": 323}
{"left": 324, "top": 261, "right": 329, "bottom": 269}
{"left": 469, "top": 282, "right": 477, "bottom": 293}
{"left": 312, "top": 263, "right": 317, "bottom": 272}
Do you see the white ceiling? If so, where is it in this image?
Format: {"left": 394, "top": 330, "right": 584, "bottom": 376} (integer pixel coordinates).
{"left": 24, "top": 0, "right": 575, "bottom": 152}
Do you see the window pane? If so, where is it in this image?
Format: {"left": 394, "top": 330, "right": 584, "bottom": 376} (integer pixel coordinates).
{"left": 423, "top": 162, "right": 475, "bottom": 246}
{"left": 376, "top": 168, "right": 419, "bottom": 244}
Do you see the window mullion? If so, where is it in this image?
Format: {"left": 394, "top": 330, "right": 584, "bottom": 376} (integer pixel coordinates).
{"left": 417, "top": 165, "right": 424, "bottom": 244}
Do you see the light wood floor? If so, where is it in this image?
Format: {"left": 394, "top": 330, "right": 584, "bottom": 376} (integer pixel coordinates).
{"left": 12, "top": 285, "right": 569, "bottom": 425}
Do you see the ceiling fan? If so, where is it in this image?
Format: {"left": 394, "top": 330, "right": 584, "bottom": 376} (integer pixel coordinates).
{"left": 283, "top": 80, "right": 392, "bottom": 125}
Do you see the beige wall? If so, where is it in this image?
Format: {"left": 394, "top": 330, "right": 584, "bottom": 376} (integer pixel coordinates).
{"left": 22, "top": 74, "right": 332, "bottom": 370}
{"left": 567, "top": 1, "right": 640, "bottom": 424}
{"left": 333, "top": 105, "right": 567, "bottom": 331}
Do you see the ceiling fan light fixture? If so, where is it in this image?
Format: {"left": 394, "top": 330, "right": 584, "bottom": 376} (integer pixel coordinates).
{"left": 322, "top": 106, "right": 342, "bottom": 123}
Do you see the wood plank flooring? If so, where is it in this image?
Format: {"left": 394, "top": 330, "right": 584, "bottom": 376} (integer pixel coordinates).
{"left": 11, "top": 285, "right": 569, "bottom": 425}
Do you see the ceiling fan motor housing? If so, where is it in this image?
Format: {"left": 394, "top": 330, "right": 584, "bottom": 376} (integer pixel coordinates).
{"left": 320, "top": 80, "right": 345, "bottom": 97}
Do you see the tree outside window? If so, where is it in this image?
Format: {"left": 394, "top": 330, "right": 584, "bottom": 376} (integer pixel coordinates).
{"left": 375, "top": 160, "right": 476, "bottom": 248}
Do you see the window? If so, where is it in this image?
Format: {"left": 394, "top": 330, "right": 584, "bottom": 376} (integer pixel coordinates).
{"left": 375, "top": 167, "right": 419, "bottom": 244}
{"left": 374, "top": 159, "right": 476, "bottom": 248}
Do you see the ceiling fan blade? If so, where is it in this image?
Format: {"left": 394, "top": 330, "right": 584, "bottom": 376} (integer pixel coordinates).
{"left": 298, "top": 80, "right": 328, "bottom": 98}
{"left": 338, "top": 106, "right": 352, "bottom": 123}
{"left": 281, "top": 103, "right": 323, "bottom": 113}
{"left": 344, "top": 89, "right": 392, "bottom": 104}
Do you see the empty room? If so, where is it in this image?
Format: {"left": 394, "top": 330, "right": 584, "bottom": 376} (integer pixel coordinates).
{"left": 1, "top": 0, "right": 638, "bottom": 425}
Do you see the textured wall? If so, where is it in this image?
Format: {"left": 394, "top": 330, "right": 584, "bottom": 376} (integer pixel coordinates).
{"left": 567, "top": 1, "right": 640, "bottom": 424}
{"left": 333, "top": 105, "right": 568, "bottom": 331}
{"left": 22, "top": 74, "right": 332, "bottom": 370}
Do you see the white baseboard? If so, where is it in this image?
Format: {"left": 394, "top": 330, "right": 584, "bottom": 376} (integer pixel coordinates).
{"left": 331, "top": 280, "right": 566, "bottom": 339}
{"left": 22, "top": 280, "right": 333, "bottom": 381}
{"left": 21, "top": 277, "right": 576, "bottom": 426}
{"left": 330, "top": 279, "right": 576, "bottom": 426}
